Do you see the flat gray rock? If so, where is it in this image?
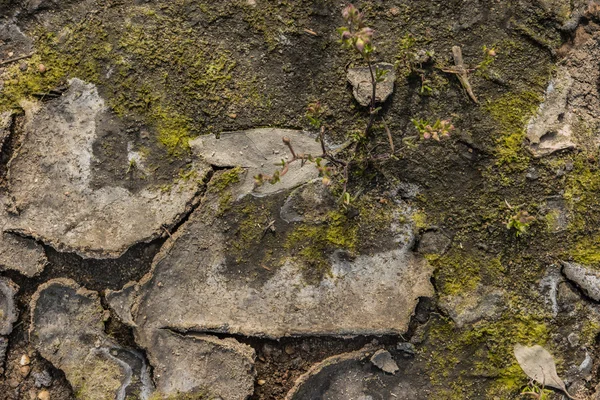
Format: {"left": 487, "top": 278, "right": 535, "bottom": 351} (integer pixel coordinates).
{"left": 562, "top": 261, "right": 600, "bottom": 301}
{"left": 190, "top": 128, "right": 323, "bottom": 198}
{"left": 4, "top": 79, "right": 209, "bottom": 258}
{"left": 143, "top": 329, "right": 255, "bottom": 400}
{"left": 370, "top": 349, "right": 399, "bottom": 374}
{"left": 526, "top": 68, "right": 576, "bottom": 157}
{"left": 126, "top": 168, "right": 433, "bottom": 339}
{"left": 0, "top": 277, "right": 18, "bottom": 336}
{"left": 30, "top": 279, "right": 154, "bottom": 400}
{"left": 285, "top": 346, "right": 429, "bottom": 400}
{"left": 347, "top": 63, "right": 395, "bottom": 107}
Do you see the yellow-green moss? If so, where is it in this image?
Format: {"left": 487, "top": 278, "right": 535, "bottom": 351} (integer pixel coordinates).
{"left": 485, "top": 91, "right": 542, "bottom": 168}
{"left": 433, "top": 251, "right": 505, "bottom": 296}
{"left": 209, "top": 167, "right": 243, "bottom": 193}
{"left": 413, "top": 210, "right": 427, "bottom": 230}
{"left": 427, "top": 314, "right": 550, "bottom": 399}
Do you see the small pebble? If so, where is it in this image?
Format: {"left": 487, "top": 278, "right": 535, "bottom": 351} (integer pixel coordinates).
{"left": 38, "top": 64, "right": 46, "bottom": 73}
{"left": 19, "top": 62, "right": 28, "bottom": 72}
{"left": 38, "top": 390, "right": 50, "bottom": 400}
{"left": 20, "top": 354, "right": 31, "bottom": 366}
{"left": 20, "top": 365, "right": 32, "bottom": 377}
{"left": 284, "top": 344, "right": 295, "bottom": 355}
{"left": 257, "top": 379, "right": 266, "bottom": 386}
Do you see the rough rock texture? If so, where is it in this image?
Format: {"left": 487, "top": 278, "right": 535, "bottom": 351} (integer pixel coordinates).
{"left": 562, "top": 261, "right": 600, "bottom": 301}
{"left": 144, "top": 329, "right": 255, "bottom": 400}
{"left": 3, "top": 79, "right": 209, "bottom": 258}
{"left": 347, "top": 63, "right": 395, "bottom": 106}
{"left": 30, "top": 279, "right": 154, "bottom": 400}
{"left": 370, "top": 349, "right": 399, "bottom": 374}
{"left": 285, "top": 346, "right": 429, "bottom": 400}
{"left": 526, "top": 68, "right": 576, "bottom": 157}
{"left": 190, "top": 128, "right": 322, "bottom": 197}
{"left": 126, "top": 130, "right": 434, "bottom": 339}
{"left": 0, "top": 278, "right": 17, "bottom": 375}
{"left": 0, "top": 230, "right": 46, "bottom": 277}
{"left": 527, "top": 27, "right": 600, "bottom": 155}
{"left": 0, "top": 278, "right": 18, "bottom": 336}
{"left": 105, "top": 282, "right": 138, "bottom": 328}
{"left": 439, "top": 285, "right": 506, "bottom": 328}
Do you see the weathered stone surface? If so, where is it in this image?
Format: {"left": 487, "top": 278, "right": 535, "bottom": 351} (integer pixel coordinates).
{"left": 279, "top": 180, "right": 336, "bottom": 223}
{"left": 126, "top": 135, "right": 434, "bottom": 339}
{"left": 347, "top": 63, "right": 395, "bottom": 107}
{"left": 527, "top": 28, "right": 600, "bottom": 156}
{"left": 144, "top": 329, "right": 255, "bottom": 400}
{"left": 4, "top": 79, "right": 209, "bottom": 258}
{"left": 30, "top": 279, "right": 154, "bottom": 400}
{"left": 0, "top": 230, "right": 47, "bottom": 277}
{"left": 0, "top": 22, "right": 33, "bottom": 60}
{"left": 562, "top": 261, "right": 600, "bottom": 301}
{"left": 190, "top": 128, "right": 322, "bottom": 197}
{"left": 0, "top": 278, "right": 18, "bottom": 336}
{"left": 0, "top": 111, "right": 12, "bottom": 151}
{"left": 370, "top": 349, "right": 399, "bottom": 374}
{"left": 106, "top": 282, "right": 138, "bottom": 327}
{"left": 285, "top": 346, "right": 430, "bottom": 400}
{"left": 526, "top": 68, "right": 576, "bottom": 157}
{"left": 417, "top": 230, "right": 451, "bottom": 256}
{"left": 439, "top": 285, "right": 505, "bottom": 328}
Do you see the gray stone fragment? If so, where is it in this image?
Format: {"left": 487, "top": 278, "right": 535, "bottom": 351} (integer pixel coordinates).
{"left": 0, "top": 336, "right": 7, "bottom": 375}
{"left": 370, "top": 349, "right": 399, "bottom": 374}
{"left": 33, "top": 369, "right": 52, "bottom": 388}
{"left": 417, "top": 230, "right": 451, "bottom": 256}
{"left": 144, "top": 329, "right": 255, "bottom": 400}
{"left": 0, "top": 231, "right": 47, "bottom": 277}
{"left": 30, "top": 279, "right": 154, "bottom": 400}
{"left": 106, "top": 282, "right": 138, "bottom": 327}
{"left": 190, "top": 128, "right": 322, "bottom": 198}
{"left": 285, "top": 346, "right": 429, "bottom": 400}
{"left": 562, "top": 261, "right": 600, "bottom": 301}
{"left": 347, "top": 63, "right": 395, "bottom": 106}
{"left": 396, "top": 342, "right": 416, "bottom": 358}
{"left": 4, "top": 79, "right": 209, "bottom": 258}
{"left": 526, "top": 68, "right": 576, "bottom": 157}
{"left": 0, "top": 277, "right": 18, "bottom": 336}
{"left": 439, "top": 285, "right": 505, "bottom": 328}
{"left": 0, "top": 111, "right": 12, "bottom": 152}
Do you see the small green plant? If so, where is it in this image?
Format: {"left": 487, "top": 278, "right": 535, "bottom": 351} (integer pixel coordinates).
{"left": 411, "top": 118, "right": 454, "bottom": 141}
{"left": 520, "top": 381, "right": 552, "bottom": 399}
{"left": 506, "top": 209, "right": 535, "bottom": 237}
{"left": 306, "top": 100, "right": 326, "bottom": 129}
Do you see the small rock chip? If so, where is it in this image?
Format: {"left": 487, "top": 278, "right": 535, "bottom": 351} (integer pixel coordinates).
{"left": 38, "top": 64, "right": 46, "bottom": 73}
{"left": 20, "top": 365, "right": 31, "bottom": 377}
{"left": 257, "top": 379, "right": 266, "bottom": 386}
{"left": 284, "top": 345, "right": 296, "bottom": 355}
{"left": 396, "top": 342, "right": 416, "bottom": 357}
{"left": 19, "top": 62, "right": 27, "bottom": 72}
{"left": 33, "top": 370, "right": 52, "bottom": 388}
{"left": 347, "top": 63, "right": 395, "bottom": 107}
{"left": 20, "top": 354, "right": 31, "bottom": 366}
{"left": 370, "top": 349, "right": 399, "bottom": 375}
{"left": 38, "top": 389, "right": 50, "bottom": 400}
{"left": 562, "top": 261, "right": 600, "bottom": 301}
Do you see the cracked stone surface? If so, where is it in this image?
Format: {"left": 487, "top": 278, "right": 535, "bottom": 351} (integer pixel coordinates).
{"left": 347, "top": 63, "right": 395, "bottom": 107}
{"left": 143, "top": 329, "right": 255, "bottom": 400}
{"left": 30, "top": 279, "right": 154, "bottom": 400}
{"left": 0, "top": 230, "right": 47, "bottom": 277}
{"left": 285, "top": 346, "right": 429, "bottom": 400}
{"left": 0, "top": 278, "right": 17, "bottom": 375}
{"left": 190, "top": 128, "right": 323, "bottom": 198}
{"left": 3, "top": 79, "right": 209, "bottom": 258}
{"left": 122, "top": 137, "right": 434, "bottom": 340}
{"left": 527, "top": 27, "right": 600, "bottom": 156}
{"left": 526, "top": 68, "right": 576, "bottom": 157}
{"left": 562, "top": 261, "right": 600, "bottom": 301}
